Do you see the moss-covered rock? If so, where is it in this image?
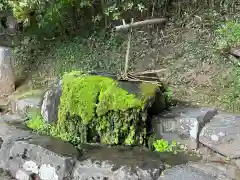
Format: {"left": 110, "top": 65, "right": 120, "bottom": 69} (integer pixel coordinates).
{"left": 27, "top": 71, "right": 171, "bottom": 147}
{"left": 54, "top": 71, "right": 170, "bottom": 146}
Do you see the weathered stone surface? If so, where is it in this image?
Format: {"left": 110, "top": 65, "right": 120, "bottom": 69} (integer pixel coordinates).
{"left": 5, "top": 16, "right": 18, "bottom": 34}
{"left": 2, "top": 139, "right": 77, "bottom": 180}
{"left": 0, "top": 115, "right": 166, "bottom": 180}
{"left": 189, "top": 162, "right": 238, "bottom": 180}
{"left": 41, "top": 80, "right": 62, "bottom": 124}
{"left": 10, "top": 97, "right": 42, "bottom": 118}
{"left": 159, "top": 162, "right": 239, "bottom": 180}
{"left": 0, "top": 132, "right": 79, "bottom": 180}
{"left": 0, "top": 115, "right": 32, "bottom": 141}
{"left": 152, "top": 107, "right": 217, "bottom": 149}
{"left": 0, "top": 115, "right": 79, "bottom": 180}
{"left": 0, "top": 47, "right": 15, "bottom": 96}
{"left": 0, "top": 114, "right": 24, "bottom": 124}
{"left": 73, "top": 145, "right": 164, "bottom": 180}
{"left": 199, "top": 113, "right": 240, "bottom": 158}
{"left": 158, "top": 165, "right": 217, "bottom": 180}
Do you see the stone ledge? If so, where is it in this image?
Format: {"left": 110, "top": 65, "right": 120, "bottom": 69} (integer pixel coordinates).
{"left": 0, "top": 115, "right": 164, "bottom": 180}
{"left": 152, "top": 107, "right": 218, "bottom": 150}
{"left": 158, "top": 162, "right": 236, "bottom": 180}
{"left": 199, "top": 112, "right": 240, "bottom": 158}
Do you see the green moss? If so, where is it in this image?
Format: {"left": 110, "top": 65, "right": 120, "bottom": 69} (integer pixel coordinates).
{"left": 26, "top": 111, "right": 80, "bottom": 144}
{"left": 140, "top": 82, "right": 159, "bottom": 100}
{"left": 26, "top": 112, "right": 47, "bottom": 131}
{"left": 26, "top": 71, "right": 169, "bottom": 147}
{"left": 56, "top": 71, "right": 162, "bottom": 146}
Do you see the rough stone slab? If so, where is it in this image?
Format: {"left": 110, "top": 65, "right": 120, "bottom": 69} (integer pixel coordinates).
{"left": 72, "top": 145, "right": 164, "bottom": 180}
{"left": 1, "top": 138, "right": 78, "bottom": 180}
{"left": 0, "top": 115, "right": 165, "bottom": 180}
{"left": 158, "top": 162, "right": 238, "bottom": 180}
{"left": 0, "top": 114, "right": 24, "bottom": 124}
{"left": 0, "top": 115, "right": 32, "bottom": 141}
{"left": 10, "top": 97, "right": 42, "bottom": 118}
{"left": 199, "top": 113, "right": 240, "bottom": 158}
{"left": 0, "top": 115, "right": 79, "bottom": 180}
{"left": 188, "top": 162, "right": 237, "bottom": 180}
{"left": 41, "top": 80, "right": 62, "bottom": 124}
{"left": 234, "top": 159, "right": 240, "bottom": 177}
{"left": 0, "top": 47, "right": 15, "bottom": 96}
{"left": 152, "top": 107, "right": 217, "bottom": 149}
{"left": 0, "top": 133, "right": 79, "bottom": 180}
{"left": 158, "top": 165, "right": 217, "bottom": 180}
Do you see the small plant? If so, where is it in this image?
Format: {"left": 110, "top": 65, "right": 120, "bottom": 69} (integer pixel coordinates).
{"left": 153, "top": 139, "right": 180, "bottom": 154}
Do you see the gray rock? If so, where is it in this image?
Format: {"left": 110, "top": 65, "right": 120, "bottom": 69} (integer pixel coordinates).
{"left": 73, "top": 145, "right": 164, "bottom": 180}
{"left": 158, "top": 165, "right": 217, "bottom": 180}
{"left": 0, "top": 46, "right": 15, "bottom": 96}
{"left": 0, "top": 115, "right": 32, "bottom": 141}
{"left": 0, "top": 137, "right": 78, "bottom": 180}
{"left": 0, "top": 133, "right": 79, "bottom": 180}
{"left": 199, "top": 113, "right": 240, "bottom": 158}
{"left": 152, "top": 107, "right": 217, "bottom": 149}
{"left": 11, "top": 97, "right": 42, "bottom": 118}
{"left": 0, "top": 114, "right": 23, "bottom": 124}
{"left": 5, "top": 16, "right": 18, "bottom": 34}
{"left": 41, "top": 80, "right": 62, "bottom": 124}
{"left": 189, "top": 162, "right": 237, "bottom": 180}
{"left": 234, "top": 159, "right": 240, "bottom": 176}
{"left": 160, "top": 161, "right": 240, "bottom": 180}
{"left": 0, "top": 115, "right": 79, "bottom": 180}
{"left": 0, "top": 115, "right": 165, "bottom": 180}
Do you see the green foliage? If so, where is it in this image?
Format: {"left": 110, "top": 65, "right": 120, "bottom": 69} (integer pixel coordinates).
{"left": 153, "top": 139, "right": 181, "bottom": 154}
{"left": 26, "top": 111, "right": 49, "bottom": 131}
{"left": 26, "top": 111, "right": 81, "bottom": 144}
{"left": 0, "top": 0, "right": 238, "bottom": 39}
{"left": 3, "top": 0, "right": 164, "bottom": 37}
{"left": 216, "top": 20, "right": 240, "bottom": 49}
{"left": 56, "top": 71, "right": 162, "bottom": 146}
{"left": 0, "top": 0, "right": 9, "bottom": 11}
